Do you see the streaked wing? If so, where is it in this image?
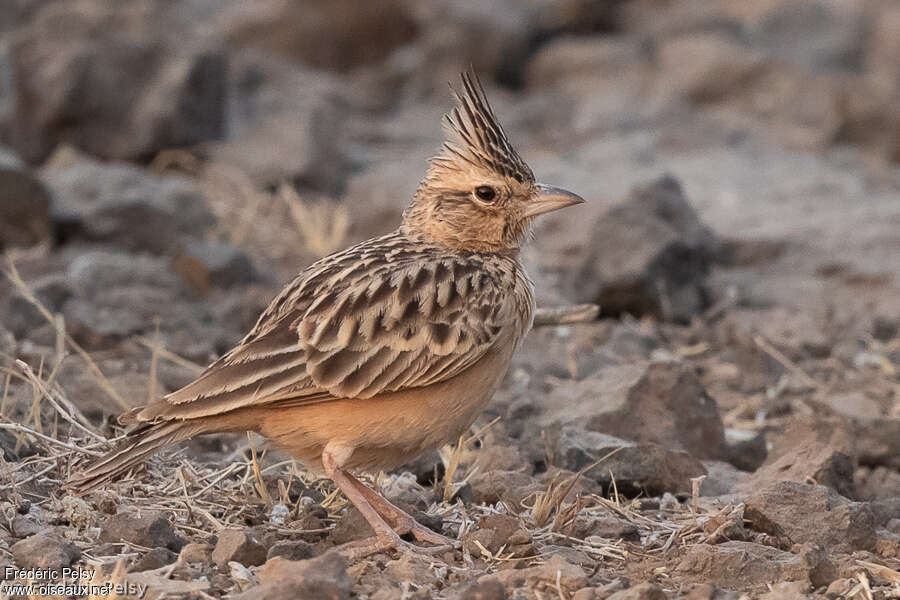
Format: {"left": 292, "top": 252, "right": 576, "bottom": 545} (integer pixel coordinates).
{"left": 140, "top": 233, "right": 524, "bottom": 421}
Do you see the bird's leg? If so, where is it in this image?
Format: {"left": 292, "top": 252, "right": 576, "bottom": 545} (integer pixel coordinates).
{"left": 343, "top": 471, "right": 458, "bottom": 547}
{"left": 322, "top": 447, "right": 452, "bottom": 561}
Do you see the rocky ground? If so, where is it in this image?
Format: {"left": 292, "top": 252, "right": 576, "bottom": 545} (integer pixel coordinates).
{"left": 2, "top": 0, "right": 900, "bottom": 598}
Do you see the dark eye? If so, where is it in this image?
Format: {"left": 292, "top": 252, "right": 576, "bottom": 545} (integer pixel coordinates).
{"left": 474, "top": 185, "right": 497, "bottom": 203}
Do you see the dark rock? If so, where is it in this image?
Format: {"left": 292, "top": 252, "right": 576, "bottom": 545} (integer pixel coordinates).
{"left": 0, "top": 146, "right": 52, "bottom": 249}
{"left": 539, "top": 361, "right": 727, "bottom": 460}
{"left": 572, "top": 176, "right": 719, "bottom": 323}
{"left": 607, "top": 583, "right": 668, "bottom": 600}
{"left": 172, "top": 240, "right": 254, "bottom": 294}
{"left": 10, "top": 529, "right": 81, "bottom": 571}
{"left": 99, "top": 511, "right": 184, "bottom": 552}
{"left": 6, "top": 2, "right": 226, "bottom": 162}
{"left": 744, "top": 481, "right": 876, "bottom": 551}
{"left": 549, "top": 426, "right": 707, "bottom": 495}
{"left": 266, "top": 539, "right": 315, "bottom": 562}
{"left": 724, "top": 428, "right": 768, "bottom": 472}
{"left": 130, "top": 547, "right": 177, "bottom": 572}
{"left": 212, "top": 528, "right": 268, "bottom": 568}
{"left": 462, "top": 513, "right": 532, "bottom": 557}
{"left": 327, "top": 507, "right": 373, "bottom": 545}
{"left": 676, "top": 541, "right": 806, "bottom": 590}
{"left": 234, "top": 552, "right": 352, "bottom": 600}
{"left": 738, "top": 419, "right": 856, "bottom": 498}
{"left": 41, "top": 150, "right": 214, "bottom": 254}
{"left": 872, "top": 315, "right": 899, "bottom": 342}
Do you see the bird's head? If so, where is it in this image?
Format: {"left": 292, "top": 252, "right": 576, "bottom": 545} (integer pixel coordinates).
{"left": 402, "top": 72, "right": 583, "bottom": 254}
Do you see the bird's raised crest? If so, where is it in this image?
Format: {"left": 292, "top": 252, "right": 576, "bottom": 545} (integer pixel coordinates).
{"left": 435, "top": 71, "right": 534, "bottom": 184}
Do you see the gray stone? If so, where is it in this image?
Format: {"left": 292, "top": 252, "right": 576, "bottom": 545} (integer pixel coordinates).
{"left": 10, "top": 529, "right": 81, "bottom": 571}
{"left": 100, "top": 511, "right": 184, "bottom": 552}
{"left": 212, "top": 528, "right": 267, "bottom": 568}
{"left": 572, "top": 175, "right": 719, "bottom": 323}
{"left": 0, "top": 146, "right": 52, "bottom": 249}
{"left": 42, "top": 151, "right": 214, "bottom": 254}
{"left": 744, "top": 481, "right": 876, "bottom": 551}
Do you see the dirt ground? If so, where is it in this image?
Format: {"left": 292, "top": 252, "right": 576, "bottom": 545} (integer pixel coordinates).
{"left": 1, "top": 1, "right": 900, "bottom": 598}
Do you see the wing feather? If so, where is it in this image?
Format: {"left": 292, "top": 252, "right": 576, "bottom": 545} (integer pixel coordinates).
{"left": 139, "top": 234, "right": 530, "bottom": 422}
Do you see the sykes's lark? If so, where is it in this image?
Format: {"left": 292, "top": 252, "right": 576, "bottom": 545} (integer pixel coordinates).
{"left": 69, "top": 71, "right": 584, "bottom": 559}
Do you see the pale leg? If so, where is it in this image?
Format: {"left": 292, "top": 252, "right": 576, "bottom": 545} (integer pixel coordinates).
{"left": 344, "top": 471, "right": 458, "bottom": 546}
{"left": 322, "top": 447, "right": 453, "bottom": 561}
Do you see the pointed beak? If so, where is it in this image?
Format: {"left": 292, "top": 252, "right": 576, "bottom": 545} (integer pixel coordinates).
{"left": 525, "top": 183, "right": 585, "bottom": 218}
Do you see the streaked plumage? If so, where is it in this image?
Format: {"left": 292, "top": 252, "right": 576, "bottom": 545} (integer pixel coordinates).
{"left": 68, "top": 71, "right": 583, "bottom": 559}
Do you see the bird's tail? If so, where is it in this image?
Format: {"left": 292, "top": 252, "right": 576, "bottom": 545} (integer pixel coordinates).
{"left": 66, "top": 421, "right": 195, "bottom": 495}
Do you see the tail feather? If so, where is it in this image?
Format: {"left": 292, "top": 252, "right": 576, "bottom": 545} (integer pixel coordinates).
{"left": 66, "top": 421, "right": 193, "bottom": 495}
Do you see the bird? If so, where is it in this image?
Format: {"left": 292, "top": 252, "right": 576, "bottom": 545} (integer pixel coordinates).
{"left": 68, "top": 71, "right": 584, "bottom": 559}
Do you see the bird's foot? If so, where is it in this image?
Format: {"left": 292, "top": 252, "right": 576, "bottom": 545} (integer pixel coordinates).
{"left": 337, "top": 530, "right": 452, "bottom": 562}
{"left": 391, "top": 513, "right": 459, "bottom": 548}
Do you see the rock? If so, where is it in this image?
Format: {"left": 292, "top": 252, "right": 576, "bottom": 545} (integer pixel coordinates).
{"left": 743, "top": 481, "right": 876, "bottom": 551}
{"left": 857, "top": 418, "right": 900, "bottom": 472}
{"left": 758, "top": 581, "right": 811, "bottom": 600}
{"left": 212, "top": 529, "right": 268, "bottom": 568}
{"left": 676, "top": 541, "right": 806, "bottom": 590}
{"left": 41, "top": 151, "right": 214, "bottom": 254}
{"left": 10, "top": 515, "right": 42, "bottom": 538}
{"left": 477, "top": 555, "right": 588, "bottom": 595}
{"left": 607, "top": 583, "right": 668, "bottom": 600}
{"left": 205, "top": 52, "right": 348, "bottom": 192}
{"left": 0, "top": 146, "right": 52, "bottom": 249}
{"left": 6, "top": 1, "right": 226, "bottom": 162}
{"left": 4, "top": 273, "right": 72, "bottom": 339}
{"left": 236, "top": 552, "right": 352, "bottom": 600}
{"left": 131, "top": 547, "right": 178, "bottom": 572}
{"left": 539, "top": 361, "right": 727, "bottom": 460}
{"left": 738, "top": 419, "right": 856, "bottom": 498}
{"left": 172, "top": 239, "right": 254, "bottom": 294}
{"left": 468, "top": 469, "right": 543, "bottom": 508}
{"left": 266, "top": 539, "right": 315, "bottom": 562}
{"left": 750, "top": 1, "right": 866, "bottom": 73}
{"left": 855, "top": 466, "right": 900, "bottom": 501}
{"left": 67, "top": 250, "right": 182, "bottom": 298}
{"left": 220, "top": 0, "right": 415, "bottom": 73}
{"left": 460, "top": 579, "right": 506, "bottom": 600}
{"left": 99, "top": 511, "right": 184, "bottom": 552}
{"left": 179, "top": 543, "right": 213, "bottom": 564}
{"left": 61, "top": 495, "right": 94, "bottom": 530}
{"left": 462, "top": 513, "right": 532, "bottom": 557}
{"left": 10, "top": 529, "right": 81, "bottom": 571}
{"left": 572, "top": 176, "right": 719, "bottom": 323}
{"left": 724, "top": 428, "right": 768, "bottom": 472}
{"left": 700, "top": 461, "right": 747, "bottom": 496}
{"left": 549, "top": 426, "right": 707, "bottom": 495}
{"left": 797, "top": 543, "right": 839, "bottom": 588}
{"left": 571, "top": 515, "right": 639, "bottom": 541}
{"left": 656, "top": 32, "right": 767, "bottom": 105}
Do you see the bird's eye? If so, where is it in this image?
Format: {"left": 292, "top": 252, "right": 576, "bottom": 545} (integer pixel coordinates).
{"left": 474, "top": 186, "right": 497, "bottom": 203}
